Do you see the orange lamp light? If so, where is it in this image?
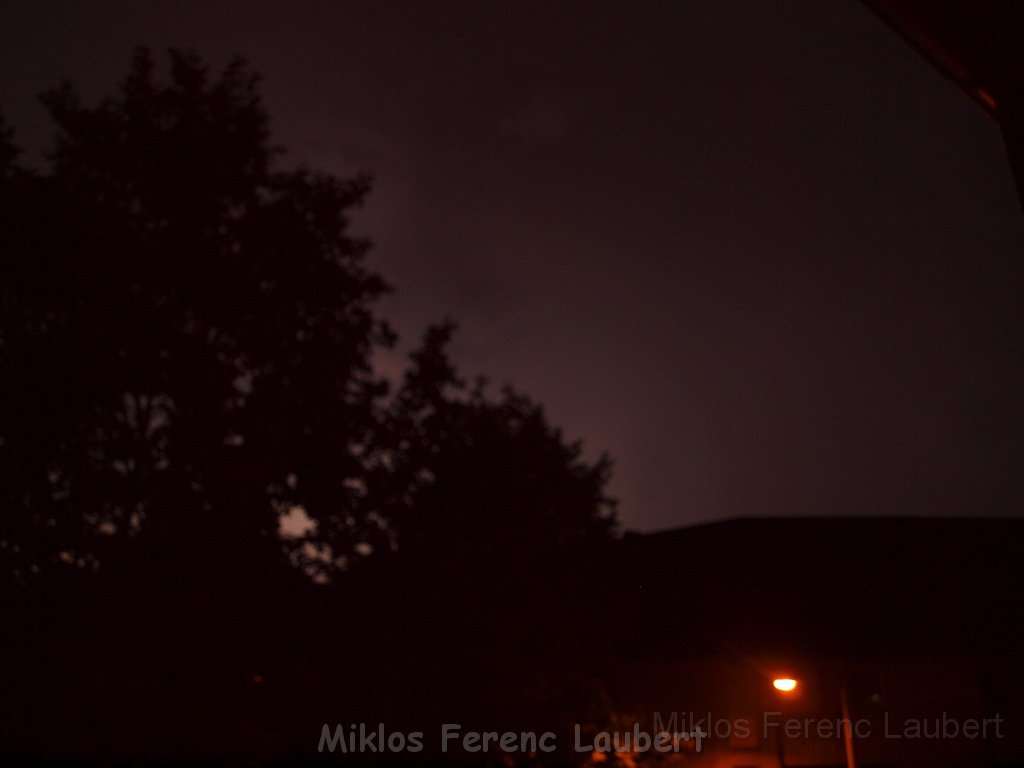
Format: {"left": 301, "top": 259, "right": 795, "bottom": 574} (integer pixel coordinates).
{"left": 773, "top": 678, "right": 798, "bottom": 692}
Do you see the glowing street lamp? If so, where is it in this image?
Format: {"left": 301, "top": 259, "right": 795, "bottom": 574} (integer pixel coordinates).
{"left": 768, "top": 675, "right": 856, "bottom": 768}
{"left": 769, "top": 678, "right": 798, "bottom": 768}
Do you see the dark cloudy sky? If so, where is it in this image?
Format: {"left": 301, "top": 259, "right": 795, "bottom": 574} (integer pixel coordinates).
{"left": 3, "top": 0, "right": 1022, "bottom": 531}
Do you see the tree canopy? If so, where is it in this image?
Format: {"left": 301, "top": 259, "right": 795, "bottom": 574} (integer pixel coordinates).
{"left": 0, "top": 49, "right": 620, "bottom": 762}
{"left": 0, "top": 47, "right": 616, "bottom": 586}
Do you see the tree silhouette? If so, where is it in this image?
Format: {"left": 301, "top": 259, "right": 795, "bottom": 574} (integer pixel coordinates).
{"left": 1, "top": 50, "right": 617, "bottom": 590}
{"left": 307, "top": 321, "right": 622, "bottom": 746}
{"left": 0, "top": 49, "right": 619, "bottom": 762}
{"left": 1, "top": 49, "right": 396, "bottom": 588}
{"left": 384, "top": 321, "right": 616, "bottom": 565}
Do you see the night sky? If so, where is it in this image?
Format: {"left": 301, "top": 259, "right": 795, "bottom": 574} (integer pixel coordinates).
{"left": 2, "top": 0, "right": 1022, "bottom": 532}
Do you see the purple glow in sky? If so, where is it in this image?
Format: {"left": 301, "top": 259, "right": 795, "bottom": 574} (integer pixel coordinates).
{"left": 3, "top": 0, "right": 1021, "bottom": 530}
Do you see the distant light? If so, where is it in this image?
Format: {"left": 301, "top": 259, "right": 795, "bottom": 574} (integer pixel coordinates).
{"left": 773, "top": 678, "right": 798, "bottom": 692}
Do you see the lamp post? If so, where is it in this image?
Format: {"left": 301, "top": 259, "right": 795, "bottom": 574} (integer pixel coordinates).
{"left": 770, "top": 676, "right": 857, "bottom": 768}
{"left": 771, "top": 678, "right": 797, "bottom": 768}
{"left": 840, "top": 686, "right": 857, "bottom": 768}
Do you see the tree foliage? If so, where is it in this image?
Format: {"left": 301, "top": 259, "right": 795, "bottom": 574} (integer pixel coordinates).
{"left": 0, "top": 49, "right": 616, "bottom": 591}
{"left": 0, "top": 48, "right": 622, "bottom": 762}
